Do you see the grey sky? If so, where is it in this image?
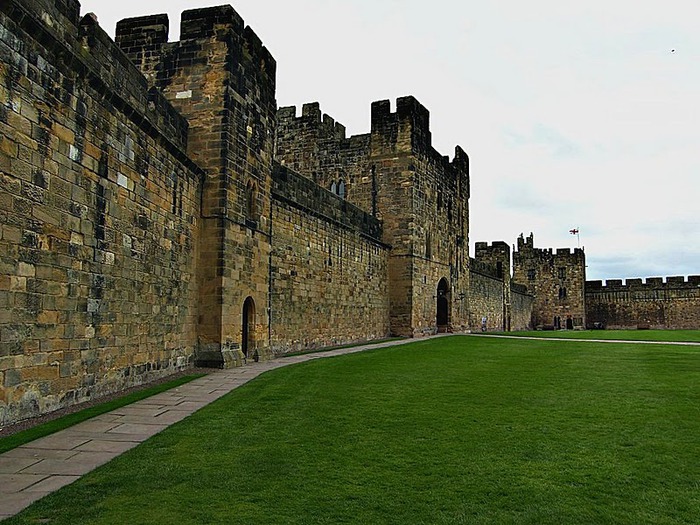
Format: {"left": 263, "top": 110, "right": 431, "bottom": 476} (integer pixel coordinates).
{"left": 80, "top": 0, "right": 700, "bottom": 281}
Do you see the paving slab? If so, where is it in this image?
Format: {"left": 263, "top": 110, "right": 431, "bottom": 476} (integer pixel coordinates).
{"left": 75, "top": 439, "right": 140, "bottom": 454}
{"left": 1, "top": 448, "right": 79, "bottom": 461}
{"left": 135, "top": 397, "right": 185, "bottom": 407}
{"left": 108, "top": 406, "right": 170, "bottom": 417}
{"left": 0, "top": 473, "right": 49, "bottom": 493}
{"left": 60, "top": 430, "right": 152, "bottom": 443}
{"left": 21, "top": 451, "right": 116, "bottom": 476}
{"left": 0, "top": 491, "right": 45, "bottom": 517}
{"left": 106, "top": 423, "right": 169, "bottom": 435}
{"left": 0, "top": 456, "right": 42, "bottom": 474}
{"left": 26, "top": 434, "right": 91, "bottom": 451}
{"left": 23, "top": 475, "right": 80, "bottom": 493}
{"left": 68, "top": 419, "right": 122, "bottom": 433}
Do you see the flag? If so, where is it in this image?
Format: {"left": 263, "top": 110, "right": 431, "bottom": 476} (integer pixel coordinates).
{"left": 569, "top": 228, "right": 579, "bottom": 235}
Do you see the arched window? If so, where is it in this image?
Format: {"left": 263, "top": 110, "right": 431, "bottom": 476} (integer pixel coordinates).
{"left": 330, "top": 181, "right": 337, "bottom": 194}
{"left": 338, "top": 179, "right": 346, "bottom": 199}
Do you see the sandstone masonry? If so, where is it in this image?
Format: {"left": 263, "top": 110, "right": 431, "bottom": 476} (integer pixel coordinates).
{"left": 1, "top": 0, "right": 697, "bottom": 427}
{"left": 586, "top": 277, "right": 700, "bottom": 329}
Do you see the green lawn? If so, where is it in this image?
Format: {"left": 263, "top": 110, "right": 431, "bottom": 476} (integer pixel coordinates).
{"left": 482, "top": 329, "right": 700, "bottom": 342}
{"left": 8, "top": 336, "right": 700, "bottom": 524}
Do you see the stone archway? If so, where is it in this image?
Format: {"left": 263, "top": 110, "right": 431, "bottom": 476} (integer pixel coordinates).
{"left": 242, "top": 296, "right": 256, "bottom": 360}
{"left": 436, "top": 278, "right": 450, "bottom": 332}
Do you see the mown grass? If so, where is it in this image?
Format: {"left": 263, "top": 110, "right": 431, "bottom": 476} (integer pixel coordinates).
{"left": 7, "top": 336, "right": 700, "bottom": 524}
{"left": 0, "top": 374, "right": 206, "bottom": 454}
{"left": 483, "top": 329, "right": 700, "bottom": 342}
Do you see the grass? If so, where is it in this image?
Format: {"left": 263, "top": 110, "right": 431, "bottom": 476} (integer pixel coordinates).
{"left": 0, "top": 374, "right": 206, "bottom": 454}
{"left": 7, "top": 335, "right": 700, "bottom": 524}
{"left": 481, "top": 329, "right": 700, "bottom": 342}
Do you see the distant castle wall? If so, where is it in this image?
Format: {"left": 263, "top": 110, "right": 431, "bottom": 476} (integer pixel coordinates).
{"left": 0, "top": 0, "right": 203, "bottom": 424}
{"left": 469, "top": 259, "right": 505, "bottom": 331}
{"left": 470, "top": 245, "right": 533, "bottom": 332}
{"left": 270, "top": 164, "right": 390, "bottom": 351}
{"left": 510, "top": 283, "right": 533, "bottom": 331}
{"left": 585, "top": 276, "right": 700, "bottom": 329}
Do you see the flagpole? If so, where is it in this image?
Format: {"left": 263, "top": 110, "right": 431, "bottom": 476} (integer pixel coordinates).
{"left": 569, "top": 227, "right": 580, "bottom": 249}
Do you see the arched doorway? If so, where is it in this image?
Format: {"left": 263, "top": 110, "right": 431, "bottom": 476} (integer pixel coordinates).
{"left": 436, "top": 278, "right": 450, "bottom": 332}
{"left": 242, "top": 297, "right": 255, "bottom": 359}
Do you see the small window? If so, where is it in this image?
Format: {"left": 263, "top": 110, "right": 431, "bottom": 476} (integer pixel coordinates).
{"left": 338, "top": 179, "right": 346, "bottom": 199}
{"left": 330, "top": 181, "right": 337, "bottom": 194}
{"left": 527, "top": 268, "right": 536, "bottom": 281}
{"left": 245, "top": 181, "right": 257, "bottom": 221}
{"left": 559, "top": 287, "right": 567, "bottom": 299}
{"left": 558, "top": 267, "right": 566, "bottom": 280}
{"left": 496, "top": 261, "right": 503, "bottom": 279}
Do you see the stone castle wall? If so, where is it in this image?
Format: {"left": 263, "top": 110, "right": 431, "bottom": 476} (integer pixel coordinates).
{"left": 270, "top": 164, "right": 390, "bottom": 351}
{"left": 469, "top": 259, "right": 505, "bottom": 331}
{"left": 586, "top": 276, "right": 700, "bottom": 329}
{"left": 510, "top": 284, "right": 533, "bottom": 331}
{"left": 0, "top": 0, "right": 203, "bottom": 424}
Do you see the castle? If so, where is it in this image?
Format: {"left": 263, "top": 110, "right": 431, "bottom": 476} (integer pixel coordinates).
{"left": 1, "top": 0, "right": 700, "bottom": 426}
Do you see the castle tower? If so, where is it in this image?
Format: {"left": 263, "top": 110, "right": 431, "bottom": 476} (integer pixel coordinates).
{"left": 275, "top": 97, "right": 470, "bottom": 336}
{"left": 117, "top": 6, "right": 277, "bottom": 366}
{"left": 370, "top": 98, "right": 470, "bottom": 336}
{"left": 513, "top": 233, "right": 586, "bottom": 329}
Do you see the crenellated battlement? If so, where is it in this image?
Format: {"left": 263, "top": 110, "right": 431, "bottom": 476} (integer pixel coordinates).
{"left": 452, "top": 146, "right": 469, "bottom": 172}
{"left": 371, "top": 96, "right": 431, "bottom": 152}
{"left": 116, "top": 14, "right": 169, "bottom": 49}
{"left": 475, "top": 241, "right": 510, "bottom": 251}
{"left": 277, "top": 103, "right": 347, "bottom": 141}
{"left": 587, "top": 276, "right": 700, "bottom": 291}
{"left": 470, "top": 257, "right": 502, "bottom": 280}
{"left": 116, "top": 5, "right": 276, "bottom": 88}
{"left": 180, "top": 5, "right": 244, "bottom": 39}
{"left": 515, "top": 233, "right": 583, "bottom": 261}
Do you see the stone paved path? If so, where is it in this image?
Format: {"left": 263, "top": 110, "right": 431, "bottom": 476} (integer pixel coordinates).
{"left": 0, "top": 337, "right": 429, "bottom": 521}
